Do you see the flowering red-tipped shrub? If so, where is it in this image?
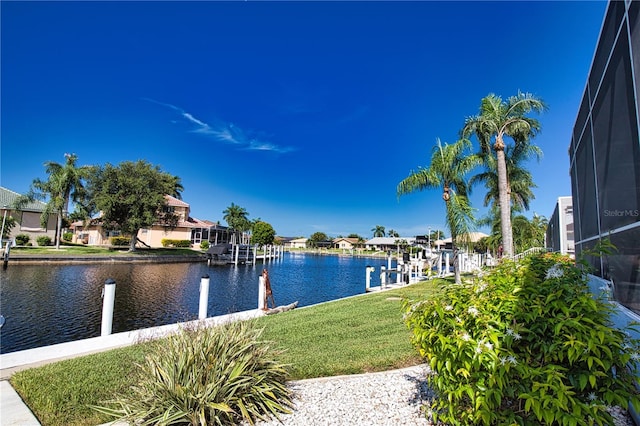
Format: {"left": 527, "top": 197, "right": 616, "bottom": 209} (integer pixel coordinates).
{"left": 404, "top": 253, "right": 640, "bottom": 425}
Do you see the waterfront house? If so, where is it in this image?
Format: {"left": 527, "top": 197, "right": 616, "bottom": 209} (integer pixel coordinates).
{"left": 333, "top": 237, "right": 361, "bottom": 250}
{"left": 437, "top": 232, "right": 489, "bottom": 250}
{"left": 0, "top": 186, "right": 59, "bottom": 244}
{"left": 288, "top": 238, "right": 308, "bottom": 249}
{"left": 70, "top": 195, "right": 237, "bottom": 248}
{"left": 364, "top": 237, "right": 417, "bottom": 252}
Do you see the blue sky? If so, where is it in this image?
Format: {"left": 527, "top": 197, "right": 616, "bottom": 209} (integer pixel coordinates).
{"left": 1, "top": 1, "right": 607, "bottom": 239}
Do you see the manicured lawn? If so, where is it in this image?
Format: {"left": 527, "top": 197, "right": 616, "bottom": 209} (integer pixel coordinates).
{"left": 9, "top": 279, "right": 440, "bottom": 426}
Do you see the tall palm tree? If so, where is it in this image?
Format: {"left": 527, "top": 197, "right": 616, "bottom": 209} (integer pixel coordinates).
{"left": 371, "top": 225, "right": 386, "bottom": 238}
{"left": 397, "top": 138, "right": 479, "bottom": 284}
{"left": 21, "top": 154, "right": 91, "bottom": 249}
{"left": 462, "top": 91, "right": 546, "bottom": 257}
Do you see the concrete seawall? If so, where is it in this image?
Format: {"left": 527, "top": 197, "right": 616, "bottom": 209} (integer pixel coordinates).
{"left": 0, "top": 308, "right": 264, "bottom": 380}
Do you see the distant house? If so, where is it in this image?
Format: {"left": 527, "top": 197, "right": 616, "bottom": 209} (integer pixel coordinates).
{"left": 0, "top": 186, "right": 59, "bottom": 244}
{"left": 276, "top": 236, "right": 295, "bottom": 247}
{"left": 288, "top": 238, "right": 308, "bottom": 249}
{"left": 333, "top": 237, "right": 360, "bottom": 250}
{"left": 436, "top": 232, "right": 489, "bottom": 250}
{"left": 71, "top": 195, "right": 236, "bottom": 248}
{"left": 365, "top": 237, "right": 416, "bottom": 252}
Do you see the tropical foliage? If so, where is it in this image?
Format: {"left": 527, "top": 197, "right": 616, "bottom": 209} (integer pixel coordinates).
{"left": 404, "top": 253, "right": 640, "bottom": 425}
{"left": 371, "top": 225, "right": 386, "bottom": 238}
{"left": 470, "top": 142, "right": 542, "bottom": 213}
{"left": 308, "top": 231, "right": 329, "bottom": 248}
{"left": 462, "top": 92, "right": 546, "bottom": 257}
{"left": 397, "top": 138, "right": 479, "bottom": 283}
{"left": 17, "top": 153, "right": 92, "bottom": 249}
{"left": 481, "top": 210, "right": 548, "bottom": 255}
{"left": 92, "top": 321, "right": 292, "bottom": 425}
{"left": 88, "top": 160, "right": 183, "bottom": 251}
{"left": 251, "top": 221, "right": 276, "bottom": 246}
{"left": 222, "top": 203, "right": 251, "bottom": 243}
{"left": 429, "top": 229, "right": 445, "bottom": 243}
{"left": 1, "top": 214, "right": 16, "bottom": 240}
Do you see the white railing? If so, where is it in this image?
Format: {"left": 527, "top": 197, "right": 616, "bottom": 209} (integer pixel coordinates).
{"left": 512, "top": 247, "right": 550, "bottom": 261}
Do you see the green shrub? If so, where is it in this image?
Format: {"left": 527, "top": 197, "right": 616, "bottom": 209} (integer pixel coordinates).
{"left": 15, "top": 234, "right": 30, "bottom": 245}
{"left": 110, "top": 236, "right": 130, "bottom": 246}
{"left": 92, "top": 321, "right": 292, "bottom": 425}
{"left": 161, "top": 239, "right": 192, "bottom": 248}
{"left": 62, "top": 232, "right": 73, "bottom": 242}
{"left": 200, "top": 240, "right": 210, "bottom": 250}
{"left": 404, "top": 252, "right": 640, "bottom": 425}
{"left": 36, "top": 235, "right": 52, "bottom": 246}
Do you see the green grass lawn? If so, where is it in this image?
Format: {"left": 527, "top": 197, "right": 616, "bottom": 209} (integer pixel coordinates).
{"left": 9, "top": 279, "right": 441, "bottom": 426}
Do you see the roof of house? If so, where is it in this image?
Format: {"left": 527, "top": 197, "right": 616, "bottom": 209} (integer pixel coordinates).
{"left": 165, "top": 194, "right": 190, "bottom": 208}
{"left": 290, "top": 237, "right": 308, "bottom": 243}
{"left": 333, "top": 237, "right": 360, "bottom": 244}
{"left": 365, "top": 237, "right": 417, "bottom": 245}
{"left": 439, "top": 232, "right": 489, "bottom": 244}
{"left": 0, "top": 186, "right": 49, "bottom": 212}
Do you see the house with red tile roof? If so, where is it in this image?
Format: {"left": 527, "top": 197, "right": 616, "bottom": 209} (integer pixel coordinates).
{"left": 71, "top": 195, "right": 236, "bottom": 248}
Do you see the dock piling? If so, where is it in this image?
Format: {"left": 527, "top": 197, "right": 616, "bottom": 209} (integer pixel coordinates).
{"left": 198, "top": 275, "right": 210, "bottom": 320}
{"left": 101, "top": 278, "right": 116, "bottom": 336}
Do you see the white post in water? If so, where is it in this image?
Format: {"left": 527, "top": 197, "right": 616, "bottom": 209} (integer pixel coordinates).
{"left": 380, "top": 266, "right": 386, "bottom": 287}
{"left": 198, "top": 275, "right": 210, "bottom": 320}
{"left": 258, "top": 276, "right": 266, "bottom": 310}
{"left": 101, "top": 278, "right": 116, "bottom": 336}
{"left": 365, "top": 266, "right": 374, "bottom": 291}
{"left": 387, "top": 252, "right": 392, "bottom": 270}
{"left": 253, "top": 244, "right": 258, "bottom": 265}
{"left": 234, "top": 244, "right": 240, "bottom": 266}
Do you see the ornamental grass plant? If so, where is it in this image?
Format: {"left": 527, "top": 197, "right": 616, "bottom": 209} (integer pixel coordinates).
{"left": 91, "top": 321, "right": 292, "bottom": 425}
{"left": 404, "top": 252, "right": 640, "bottom": 425}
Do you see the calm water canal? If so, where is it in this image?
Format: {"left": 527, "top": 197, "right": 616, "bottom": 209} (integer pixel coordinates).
{"left": 0, "top": 252, "right": 388, "bottom": 354}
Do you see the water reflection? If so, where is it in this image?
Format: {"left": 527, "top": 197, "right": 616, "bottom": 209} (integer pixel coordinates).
{"left": 0, "top": 253, "right": 384, "bottom": 354}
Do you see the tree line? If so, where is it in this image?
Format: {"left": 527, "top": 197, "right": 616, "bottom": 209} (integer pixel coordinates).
{"left": 14, "top": 156, "right": 277, "bottom": 251}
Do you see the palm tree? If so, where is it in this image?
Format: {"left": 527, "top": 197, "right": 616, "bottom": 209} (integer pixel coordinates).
{"left": 462, "top": 91, "right": 546, "bottom": 257}
{"left": 530, "top": 213, "right": 549, "bottom": 248}
{"left": 223, "top": 203, "right": 250, "bottom": 243}
{"left": 397, "top": 138, "right": 479, "bottom": 284}
{"left": 429, "top": 229, "right": 445, "bottom": 243}
{"left": 20, "top": 154, "right": 91, "bottom": 249}
{"left": 371, "top": 225, "right": 386, "bottom": 238}
{"left": 387, "top": 229, "right": 400, "bottom": 238}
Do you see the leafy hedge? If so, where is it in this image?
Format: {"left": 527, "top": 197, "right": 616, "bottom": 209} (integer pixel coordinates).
{"left": 110, "top": 236, "right": 131, "bottom": 246}
{"left": 15, "top": 234, "right": 30, "bottom": 245}
{"left": 404, "top": 252, "right": 640, "bottom": 425}
{"left": 36, "top": 236, "right": 52, "bottom": 246}
{"left": 161, "top": 239, "right": 192, "bottom": 248}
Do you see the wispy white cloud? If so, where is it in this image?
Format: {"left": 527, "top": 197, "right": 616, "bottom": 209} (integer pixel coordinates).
{"left": 142, "top": 98, "right": 295, "bottom": 154}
